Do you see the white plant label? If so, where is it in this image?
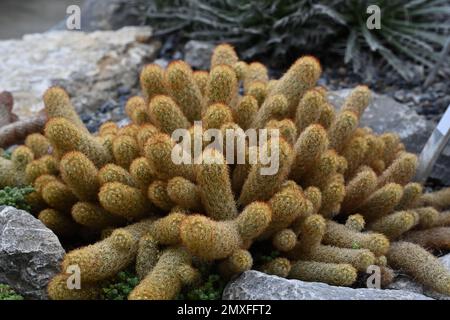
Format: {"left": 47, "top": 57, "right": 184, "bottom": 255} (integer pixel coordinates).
{"left": 437, "top": 104, "right": 450, "bottom": 135}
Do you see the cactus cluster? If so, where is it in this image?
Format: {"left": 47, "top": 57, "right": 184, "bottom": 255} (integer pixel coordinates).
{"left": 2, "top": 44, "right": 450, "bottom": 299}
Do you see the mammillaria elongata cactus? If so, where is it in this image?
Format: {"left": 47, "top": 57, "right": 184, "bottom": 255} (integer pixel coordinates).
{"left": 1, "top": 43, "right": 450, "bottom": 299}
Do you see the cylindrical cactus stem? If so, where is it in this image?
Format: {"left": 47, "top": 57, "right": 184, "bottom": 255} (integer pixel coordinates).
{"left": 0, "top": 158, "right": 17, "bottom": 187}
{"left": 98, "top": 122, "right": 118, "bottom": 136}
{"left": 235, "top": 202, "right": 272, "bottom": 241}
{"left": 323, "top": 220, "right": 390, "bottom": 256}
{"left": 193, "top": 71, "right": 209, "bottom": 97}
{"left": 136, "top": 234, "right": 160, "bottom": 280}
{"left": 379, "top": 266, "right": 396, "bottom": 288}
{"left": 319, "top": 174, "right": 346, "bottom": 218}
{"left": 148, "top": 211, "right": 187, "bottom": 245}
{"left": 61, "top": 219, "right": 154, "bottom": 282}
{"left": 98, "top": 164, "right": 136, "bottom": 187}
{"left": 380, "top": 133, "right": 403, "bottom": 166}
{"left": 41, "top": 180, "right": 78, "bottom": 211}
{"left": 303, "top": 245, "right": 376, "bottom": 272}
{"left": 243, "top": 62, "right": 269, "bottom": 93}
{"left": 99, "top": 182, "right": 151, "bottom": 220}
{"left": 289, "top": 261, "right": 357, "bottom": 287}
{"left": 144, "top": 133, "right": 195, "bottom": 181}
{"left": 356, "top": 183, "right": 404, "bottom": 222}
{"left": 135, "top": 124, "right": 159, "bottom": 150}
{"left": 140, "top": 64, "right": 168, "bottom": 102}
{"left": 71, "top": 202, "right": 125, "bottom": 229}
{"left": 148, "top": 180, "right": 174, "bottom": 211}
{"left": 341, "top": 85, "right": 372, "bottom": 118}
{"left": 112, "top": 135, "right": 139, "bottom": 169}
{"left": 251, "top": 94, "right": 288, "bottom": 129}
{"left": 402, "top": 227, "right": 450, "bottom": 250}
{"left": 60, "top": 152, "right": 99, "bottom": 201}
{"left": 129, "top": 157, "right": 156, "bottom": 188}
{"left": 206, "top": 65, "right": 238, "bottom": 109}
{"left": 167, "top": 176, "right": 201, "bottom": 211}
{"left": 34, "top": 174, "right": 59, "bottom": 193}
{"left": 260, "top": 257, "right": 291, "bottom": 278}
{"left": 129, "top": 247, "right": 199, "bottom": 300}
{"left": 147, "top": 95, "right": 190, "bottom": 134}
{"left": 11, "top": 146, "right": 34, "bottom": 174}
{"left": 269, "top": 56, "right": 322, "bottom": 115}
{"left": 260, "top": 183, "right": 309, "bottom": 238}
{"left": 125, "top": 96, "right": 149, "bottom": 125}
{"left": 412, "top": 207, "right": 439, "bottom": 229}
{"left": 345, "top": 214, "right": 366, "bottom": 232}
{"left": 387, "top": 241, "right": 450, "bottom": 295}
{"left": 180, "top": 214, "right": 241, "bottom": 260}
{"left": 302, "top": 186, "right": 322, "bottom": 216}
{"left": 318, "top": 102, "right": 336, "bottom": 129}
{"left": 419, "top": 187, "right": 450, "bottom": 210}
{"left": 341, "top": 167, "right": 378, "bottom": 213}
{"left": 166, "top": 61, "right": 204, "bottom": 121}
{"left": 302, "top": 150, "right": 340, "bottom": 189}
{"left": 38, "top": 208, "right": 79, "bottom": 237}
{"left": 239, "top": 138, "right": 294, "bottom": 205}
{"left": 211, "top": 43, "right": 239, "bottom": 69}
{"left": 327, "top": 111, "right": 359, "bottom": 153}
{"left": 234, "top": 95, "right": 258, "bottom": 130}
{"left": 435, "top": 210, "right": 450, "bottom": 227}
{"left": 272, "top": 229, "right": 297, "bottom": 252}
{"left": 44, "top": 118, "right": 112, "bottom": 167}
{"left": 377, "top": 152, "right": 418, "bottom": 188}
{"left": 196, "top": 148, "right": 238, "bottom": 220}
{"left": 395, "top": 183, "right": 423, "bottom": 210}
{"left": 25, "top": 133, "right": 51, "bottom": 158}
{"left": 341, "top": 136, "right": 369, "bottom": 178}
{"left": 294, "top": 89, "right": 325, "bottom": 133}
{"left": 218, "top": 249, "right": 253, "bottom": 278}
{"left": 47, "top": 274, "right": 101, "bottom": 300}
{"left": 247, "top": 81, "right": 267, "bottom": 107}
{"left": 202, "top": 103, "right": 234, "bottom": 130}
{"left": 233, "top": 61, "right": 248, "bottom": 81}
{"left": 181, "top": 202, "right": 271, "bottom": 260}
{"left": 43, "top": 86, "right": 88, "bottom": 132}
{"left": 289, "top": 214, "right": 326, "bottom": 258}
{"left": 266, "top": 119, "right": 298, "bottom": 146}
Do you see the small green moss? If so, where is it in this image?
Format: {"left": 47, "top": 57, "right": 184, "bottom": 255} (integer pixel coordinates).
{"left": 0, "top": 284, "right": 24, "bottom": 300}
{"left": 101, "top": 270, "right": 139, "bottom": 300}
{"left": 177, "top": 274, "right": 226, "bottom": 300}
{"left": 1, "top": 149, "right": 12, "bottom": 160}
{"left": 0, "top": 186, "right": 34, "bottom": 211}
{"left": 352, "top": 241, "right": 361, "bottom": 249}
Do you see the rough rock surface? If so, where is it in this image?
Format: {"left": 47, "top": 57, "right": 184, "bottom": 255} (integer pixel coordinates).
{"left": 0, "top": 26, "right": 159, "bottom": 118}
{"left": 223, "top": 270, "right": 432, "bottom": 300}
{"left": 0, "top": 206, "right": 65, "bottom": 300}
{"left": 389, "top": 253, "right": 450, "bottom": 300}
{"left": 329, "top": 90, "right": 450, "bottom": 185}
{"left": 184, "top": 40, "right": 215, "bottom": 70}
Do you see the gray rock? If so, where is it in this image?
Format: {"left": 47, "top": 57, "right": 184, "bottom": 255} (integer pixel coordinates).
{"left": 0, "top": 26, "right": 159, "bottom": 118}
{"left": 223, "top": 270, "right": 432, "bottom": 300}
{"left": 329, "top": 90, "right": 450, "bottom": 185}
{"left": 184, "top": 40, "right": 214, "bottom": 70}
{"left": 81, "top": 0, "right": 150, "bottom": 31}
{"left": 0, "top": 206, "right": 65, "bottom": 300}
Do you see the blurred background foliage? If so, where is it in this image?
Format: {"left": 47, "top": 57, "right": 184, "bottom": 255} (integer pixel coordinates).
{"left": 144, "top": 0, "right": 450, "bottom": 81}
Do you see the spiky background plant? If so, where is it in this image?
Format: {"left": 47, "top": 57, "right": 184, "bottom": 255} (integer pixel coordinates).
{"left": 146, "top": 0, "right": 450, "bottom": 80}
{"left": 2, "top": 44, "right": 450, "bottom": 300}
